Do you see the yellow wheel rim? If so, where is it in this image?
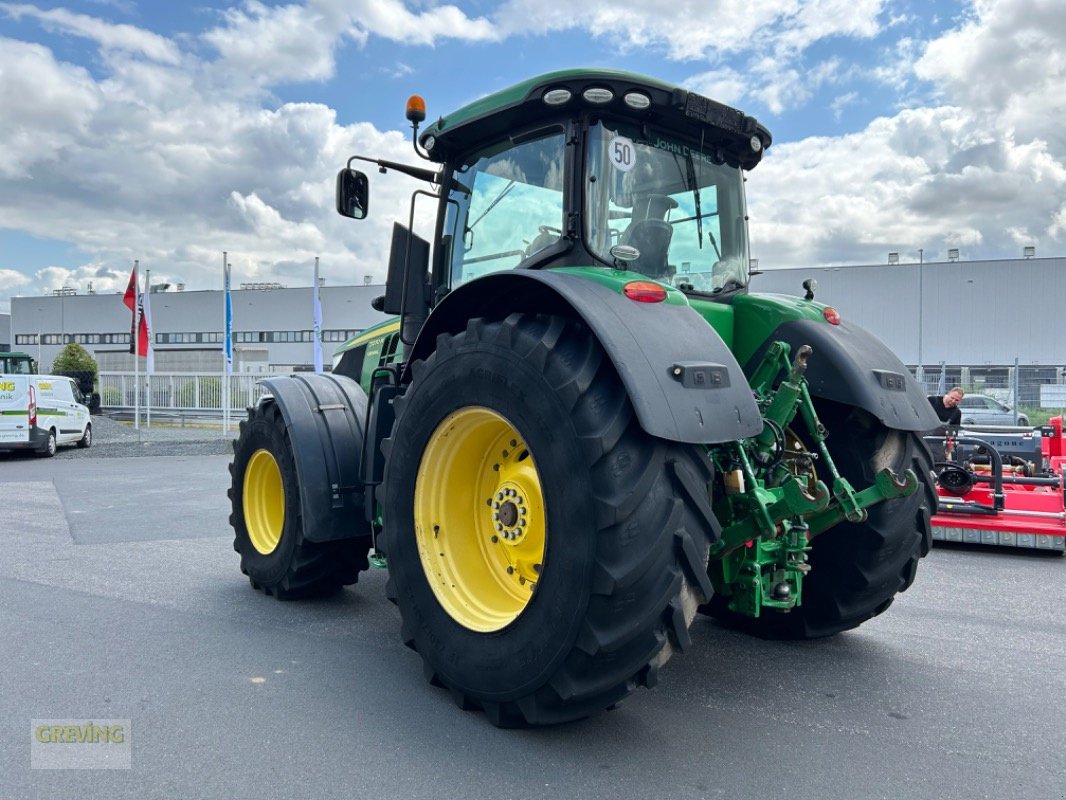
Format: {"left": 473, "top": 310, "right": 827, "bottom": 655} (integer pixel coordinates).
{"left": 244, "top": 448, "right": 284, "bottom": 555}
{"left": 414, "top": 407, "right": 547, "bottom": 632}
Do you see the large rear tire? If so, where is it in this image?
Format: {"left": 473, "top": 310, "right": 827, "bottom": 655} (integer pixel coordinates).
{"left": 382, "top": 314, "right": 719, "bottom": 727}
{"left": 229, "top": 401, "right": 370, "bottom": 599}
{"left": 708, "top": 400, "right": 935, "bottom": 639}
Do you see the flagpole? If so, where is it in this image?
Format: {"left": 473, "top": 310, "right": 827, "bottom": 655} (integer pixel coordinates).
{"left": 313, "top": 256, "right": 323, "bottom": 373}
{"left": 223, "top": 251, "right": 230, "bottom": 434}
{"left": 145, "top": 269, "right": 151, "bottom": 429}
{"left": 133, "top": 259, "right": 140, "bottom": 431}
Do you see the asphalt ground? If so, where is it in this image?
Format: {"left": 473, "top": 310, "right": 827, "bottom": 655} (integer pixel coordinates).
{"left": 1, "top": 424, "right": 1064, "bottom": 800}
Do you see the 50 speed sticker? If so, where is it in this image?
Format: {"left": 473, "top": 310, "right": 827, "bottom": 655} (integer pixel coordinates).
{"left": 609, "top": 136, "right": 636, "bottom": 172}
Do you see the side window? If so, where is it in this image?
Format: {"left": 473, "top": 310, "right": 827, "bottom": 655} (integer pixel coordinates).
{"left": 445, "top": 130, "right": 566, "bottom": 287}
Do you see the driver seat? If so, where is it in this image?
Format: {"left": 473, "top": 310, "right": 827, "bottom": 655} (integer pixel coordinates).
{"left": 619, "top": 194, "right": 678, "bottom": 279}
{"left": 620, "top": 220, "right": 673, "bottom": 278}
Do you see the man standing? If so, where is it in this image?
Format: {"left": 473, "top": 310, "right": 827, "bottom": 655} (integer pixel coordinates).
{"left": 929, "top": 386, "right": 965, "bottom": 427}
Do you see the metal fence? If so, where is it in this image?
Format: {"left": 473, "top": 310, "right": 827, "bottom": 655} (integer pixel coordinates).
{"left": 97, "top": 365, "right": 1066, "bottom": 425}
{"left": 98, "top": 372, "right": 278, "bottom": 412}
{"left": 912, "top": 362, "right": 1066, "bottom": 425}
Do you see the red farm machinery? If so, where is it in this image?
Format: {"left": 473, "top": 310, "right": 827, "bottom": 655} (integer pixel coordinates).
{"left": 930, "top": 418, "right": 1066, "bottom": 553}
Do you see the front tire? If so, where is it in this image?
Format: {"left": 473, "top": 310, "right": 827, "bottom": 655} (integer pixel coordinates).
{"left": 709, "top": 400, "right": 935, "bottom": 639}
{"left": 76, "top": 423, "right": 92, "bottom": 448}
{"left": 229, "top": 401, "right": 369, "bottom": 599}
{"left": 383, "top": 314, "right": 719, "bottom": 726}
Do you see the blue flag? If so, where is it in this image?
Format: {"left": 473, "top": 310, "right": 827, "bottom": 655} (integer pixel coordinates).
{"left": 224, "top": 263, "right": 233, "bottom": 374}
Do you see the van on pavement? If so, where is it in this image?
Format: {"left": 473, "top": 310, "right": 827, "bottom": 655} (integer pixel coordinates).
{"left": 0, "top": 374, "right": 92, "bottom": 457}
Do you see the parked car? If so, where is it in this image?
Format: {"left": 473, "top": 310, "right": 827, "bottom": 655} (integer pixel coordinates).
{"left": 958, "top": 393, "right": 1029, "bottom": 426}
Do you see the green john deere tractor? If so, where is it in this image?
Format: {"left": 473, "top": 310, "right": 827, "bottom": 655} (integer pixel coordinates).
{"left": 228, "top": 68, "right": 940, "bottom": 727}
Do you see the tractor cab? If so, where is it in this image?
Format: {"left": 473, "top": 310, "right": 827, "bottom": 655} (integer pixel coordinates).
{"left": 0, "top": 351, "right": 36, "bottom": 375}
{"left": 337, "top": 69, "right": 771, "bottom": 311}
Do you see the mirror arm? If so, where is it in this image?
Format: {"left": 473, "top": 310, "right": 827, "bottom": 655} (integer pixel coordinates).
{"left": 348, "top": 155, "right": 439, "bottom": 184}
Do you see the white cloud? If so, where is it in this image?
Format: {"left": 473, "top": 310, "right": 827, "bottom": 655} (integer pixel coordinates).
{"left": 0, "top": 7, "right": 436, "bottom": 312}
{"left": 494, "top": 0, "right": 885, "bottom": 61}
{"left": 744, "top": 0, "right": 1066, "bottom": 267}
{"left": 830, "top": 91, "right": 860, "bottom": 120}
{"left": 750, "top": 103, "right": 1066, "bottom": 266}
{"left": 0, "top": 3, "right": 181, "bottom": 63}
{"left": 0, "top": 268, "right": 31, "bottom": 288}
{"left": 201, "top": 0, "right": 496, "bottom": 88}
{"left": 0, "top": 38, "right": 101, "bottom": 178}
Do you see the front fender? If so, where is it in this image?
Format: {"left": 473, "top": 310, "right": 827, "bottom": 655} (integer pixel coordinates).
{"left": 258, "top": 373, "right": 370, "bottom": 542}
{"left": 405, "top": 271, "right": 763, "bottom": 444}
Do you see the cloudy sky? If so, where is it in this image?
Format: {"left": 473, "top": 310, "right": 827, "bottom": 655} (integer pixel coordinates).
{"left": 1, "top": 0, "right": 1064, "bottom": 312}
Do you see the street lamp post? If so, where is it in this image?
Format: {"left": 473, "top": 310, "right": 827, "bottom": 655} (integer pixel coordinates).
{"left": 36, "top": 306, "right": 43, "bottom": 368}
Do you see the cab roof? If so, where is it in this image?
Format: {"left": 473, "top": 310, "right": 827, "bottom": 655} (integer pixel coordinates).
{"left": 418, "top": 68, "right": 772, "bottom": 170}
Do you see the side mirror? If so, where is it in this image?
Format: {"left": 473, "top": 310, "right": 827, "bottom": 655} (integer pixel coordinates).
{"left": 336, "top": 168, "right": 369, "bottom": 219}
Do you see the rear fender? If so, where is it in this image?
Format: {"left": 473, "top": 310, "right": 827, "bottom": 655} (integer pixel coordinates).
{"left": 745, "top": 318, "right": 940, "bottom": 432}
{"left": 405, "top": 271, "right": 763, "bottom": 444}
{"left": 258, "top": 373, "right": 370, "bottom": 542}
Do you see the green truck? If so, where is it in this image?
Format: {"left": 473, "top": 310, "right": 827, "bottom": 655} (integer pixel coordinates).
{"left": 228, "top": 68, "right": 939, "bottom": 727}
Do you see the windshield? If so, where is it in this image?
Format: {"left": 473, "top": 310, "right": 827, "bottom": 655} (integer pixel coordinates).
{"left": 442, "top": 129, "right": 566, "bottom": 287}
{"left": 585, "top": 120, "right": 750, "bottom": 292}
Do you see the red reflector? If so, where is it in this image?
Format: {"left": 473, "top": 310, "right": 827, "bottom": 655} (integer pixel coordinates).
{"left": 623, "top": 281, "right": 667, "bottom": 303}
{"left": 823, "top": 307, "right": 841, "bottom": 325}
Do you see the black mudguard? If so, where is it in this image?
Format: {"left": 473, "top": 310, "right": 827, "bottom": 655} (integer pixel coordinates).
{"left": 258, "top": 373, "right": 370, "bottom": 542}
{"left": 405, "top": 271, "right": 763, "bottom": 444}
{"left": 746, "top": 318, "right": 940, "bottom": 432}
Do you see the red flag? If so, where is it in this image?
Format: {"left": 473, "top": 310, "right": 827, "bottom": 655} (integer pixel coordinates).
{"left": 124, "top": 265, "right": 138, "bottom": 354}
{"left": 135, "top": 292, "right": 150, "bottom": 358}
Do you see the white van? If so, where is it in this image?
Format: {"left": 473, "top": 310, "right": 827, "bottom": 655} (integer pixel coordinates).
{"left": 0, "top": 374, "right": 92, "bottom": 457}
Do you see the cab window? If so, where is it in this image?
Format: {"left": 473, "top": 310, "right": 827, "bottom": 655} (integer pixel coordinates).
{"left": 585, "top": 120, "right": 750, "bottom": 292}
{"left": 442, "top": 129, "right": 567, "bottom": 287}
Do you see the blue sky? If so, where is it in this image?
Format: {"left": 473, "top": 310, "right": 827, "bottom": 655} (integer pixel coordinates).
{"left": 1, "top": 0, "right": 1064, "bottom": 311}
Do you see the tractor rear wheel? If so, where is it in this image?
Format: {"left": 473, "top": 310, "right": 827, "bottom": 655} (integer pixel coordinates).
{"left": 382, "top": 313, "right": 718, "bottom": 726}
{"left": 229, "top": 401, "right": 370, "bottom": 599}
{"left": 708, "top": 400, "right": 935, "bottom": 639}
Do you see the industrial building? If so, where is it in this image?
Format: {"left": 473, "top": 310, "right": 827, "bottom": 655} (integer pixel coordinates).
{"left": 8, "top": 255, "right": 1064, "bottom": 395}
{"left": 11, "top": 283, "right": 390, "bottom": 373}
{"left": 752, "top": 254, "right": 1066, "bottom": 400}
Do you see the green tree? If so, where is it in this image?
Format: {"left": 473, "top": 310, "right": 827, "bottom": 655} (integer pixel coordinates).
{"left": 52, "top": 344, "right": 101, "bottom": 411}
{"left": 51, "top": 343, "right": 99, "bottom": 382}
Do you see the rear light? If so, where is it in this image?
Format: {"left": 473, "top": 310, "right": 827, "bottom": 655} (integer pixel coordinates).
{"left": 28, "top": 385, "right": 36, "bottom": 427}
{"left": 623, "top": 281, "right": 667, "bottom": 303}
{"left": 823, "top": 307, "right": 841, "bottom": 325}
